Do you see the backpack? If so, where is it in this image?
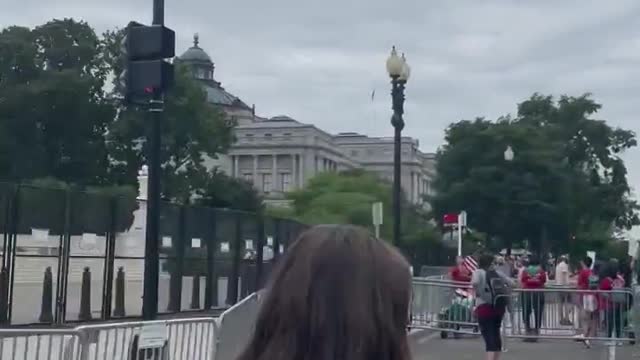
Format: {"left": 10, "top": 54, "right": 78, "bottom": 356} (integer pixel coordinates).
{"left": 587, "top": 274, "right": 599, "bottom": 290}
{"left": 485, "top": 269, "right": 509, "bottom": 309}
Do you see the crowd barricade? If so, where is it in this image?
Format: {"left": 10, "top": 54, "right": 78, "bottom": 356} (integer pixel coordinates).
{"left": 498, "top": 287, "right": 635, "bottom": 343}
{"left": 0, "top": 317, "right": 218, "bottom": 360}
{"left": 411, "top": 279, "right": 477, "bottom": 338}
{"left": 411, "top": 279, "right": 637, "bottom": 344}
{"left": 215, "top": 291, "right": 263, "bottom": 360}
{"left": 0, "top": 328, "right": 80, "bottom": 360}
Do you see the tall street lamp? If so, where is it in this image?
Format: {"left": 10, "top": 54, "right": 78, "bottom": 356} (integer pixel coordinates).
{"left": 386, "top": 46, "right": 410, "bottom": 245}
{"left": 504, "top": 145, "right": 514, "bottom": 255}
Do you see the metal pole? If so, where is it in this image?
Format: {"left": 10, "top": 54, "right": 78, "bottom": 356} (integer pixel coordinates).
{"left": 457, "top": 220, "right": 462, "bottom": 257}
{"left": 392, "top": 125, "right": 402, "bottom": 246}
{"left": 141, "top": 0, "right": 164, "bottom": 321}
{"left": 390, "top": 77, "right": 405, "bottom": 246}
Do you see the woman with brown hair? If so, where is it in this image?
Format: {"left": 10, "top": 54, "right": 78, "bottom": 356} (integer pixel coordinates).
{"left": 237, "top": 224, "right": 413, "bottom": 360}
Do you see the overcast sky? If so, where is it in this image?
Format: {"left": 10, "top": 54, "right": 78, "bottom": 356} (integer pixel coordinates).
{"left": 4, "top": 1, "right": 640, "bottom": 210}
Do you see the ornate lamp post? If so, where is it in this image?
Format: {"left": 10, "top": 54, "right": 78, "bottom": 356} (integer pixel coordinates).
{"left": 386, "top": 46, "right": 410, "bottom": 245}
{"left": 504, "top": 145, "right": 514, "bottom": 255}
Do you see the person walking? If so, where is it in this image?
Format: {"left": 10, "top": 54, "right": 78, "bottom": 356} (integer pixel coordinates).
{"left": 237, "top": 224, "right": 413, "bottom": 360}
{"left": 472, "top": 253, "right": 515, "bottom": 360}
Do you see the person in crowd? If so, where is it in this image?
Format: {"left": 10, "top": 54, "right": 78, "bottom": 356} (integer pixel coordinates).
{"left": 599, "top": 262, "right": 625, "bottom": 346}
{"left": 520, "top": 255, "right": 547, "bottom": 339}
{"left": 575, "top": 258, "right": 598, "bottom": 347}
{"left": 472, "top": 253, "right": 515, "bottom": 360}
{"left": 495, "top": 256, "right": 511, "bottom": 278}
{"left": 450, "top": 255, "right": 472, "bottom": 282}
{"left": 555, "top": 256, "right": 572, "bottom": 325}
{"left": 237, "top": 224, "right": 413, "bottom": 360}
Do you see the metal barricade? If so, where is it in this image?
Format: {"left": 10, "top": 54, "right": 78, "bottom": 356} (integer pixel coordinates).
{"left": 0, "top": 328, "right": 81, "bottom": 360}
{"left": 74, "top": 317, "right": 217, "bottom": 360}
{"left": 215, "top": 291, "right": 263, "bottom": 360}
{"left": 411, "top": 279, "right": 478, "bottom": 338}
{"left": 499, "top": 287, "right": 635, "bottom": 344}
{"left": 411, "top": 278, "right": 637, "bottom": 346}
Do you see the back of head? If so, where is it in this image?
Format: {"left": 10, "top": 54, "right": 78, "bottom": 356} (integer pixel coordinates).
{"left": 477, "top": 253, "right": 494, "bottom": 270}
{"left": 238, "top": 224, "right": 412, "bottom": 360}
{"left": 583, "top": 256, "right": 593, "bottom": 269}
{"left": 528, "top": 256, "right": 540, "bottom": 266}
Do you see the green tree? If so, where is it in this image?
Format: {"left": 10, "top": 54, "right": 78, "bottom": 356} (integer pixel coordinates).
{"left": 432, "top": 93, "right": 638, "bottom": 256}
{"left": 103, "top": 30, "right": 235, "bottom": 203}
{"left": 287, "top": 170, "right": 445, "bottom": 265}
{"left": 0, "top": 20, "right": 116, "bottom": 185}
{"left": 194, "top": 169, "right": 263, "bottom": 213}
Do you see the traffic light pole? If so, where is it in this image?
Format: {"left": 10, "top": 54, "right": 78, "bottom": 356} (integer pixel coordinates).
{"left": 141, "top": 0, "right": 165, "bottom": 321}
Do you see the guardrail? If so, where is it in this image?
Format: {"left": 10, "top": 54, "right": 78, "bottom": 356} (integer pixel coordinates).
{"left": 411, "top": 278, "right": 639, "bottom": 345}
{"left": 0, "top": 316, "right": 218, "bottom": 360}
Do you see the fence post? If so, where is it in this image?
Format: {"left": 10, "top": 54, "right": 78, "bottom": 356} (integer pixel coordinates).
{"left": 0, "top": 267, "right": 9, "bottom": 324}
{"left": 113, "top": 267, "right": 126, "bottom": 317}
{"left": 79, "top": 267, "right": 92, "bottom": 321}
{"left": 39, "top": 267, "right": 54, "bottom": 323}
{"left": 273, "top": 219, "right": 281, "bottom": 260}
{"left": 254, "top": 216, "right": 265, "bottom": 290}
{"left": 227, "top": 212, "right": 242, "bottom": 305}
{"left": 204, "top": 210, "right": 217, "bottom": 309}
{"left": 190, "top": 274, "right": 200, "bottom": 309}
{"left": 167, "top": 205, "right": 186, "bottom": 312}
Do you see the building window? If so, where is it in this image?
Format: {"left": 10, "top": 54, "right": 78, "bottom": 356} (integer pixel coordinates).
{"left": 350, "top": 150, "right": 359, "bottom": 157}
{"left": 262, "top": 174, "right": 272, "bottom": 193}
{"left": 283, "top": 133, "right": 291, "bottom": 137}
{"left": 245, "top": 134, "right": 254, "bottom": 137}
{"left": 280, "top": 173, "right": 292, "bottom": 192}
{"left": 242, "top": 173, "right": 253, "bottom": 182}
{"left": 265, "top": 133, "right": 272, "bottom": 140}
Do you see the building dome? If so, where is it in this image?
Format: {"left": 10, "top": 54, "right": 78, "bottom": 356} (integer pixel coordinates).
{"left": 179, "top": 34, "right": 212, "bottom": 63}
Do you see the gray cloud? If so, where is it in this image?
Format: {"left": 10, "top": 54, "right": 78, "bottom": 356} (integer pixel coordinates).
{"left": 4, "top": 1, "right": 640, "bottom": 202}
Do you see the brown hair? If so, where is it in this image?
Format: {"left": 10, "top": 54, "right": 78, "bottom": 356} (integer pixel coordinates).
{"left": 237, "top": 224, "right": 412, "bottom": 360}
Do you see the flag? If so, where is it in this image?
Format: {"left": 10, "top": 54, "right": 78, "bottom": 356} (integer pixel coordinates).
{"left": 463, "top": 256, "right": 478, "bottom": 273}
{"left": 371, "top": 89, "right": 375, "bottom": 101}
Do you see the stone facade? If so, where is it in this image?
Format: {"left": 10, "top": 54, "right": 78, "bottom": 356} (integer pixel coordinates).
{"left": 179, "top": 35, "right": 436, "bottom": 205}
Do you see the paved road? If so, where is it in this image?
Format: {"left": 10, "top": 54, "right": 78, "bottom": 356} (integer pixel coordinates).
{"left": 409, "top": 330, "right": 638, "bottom": 360}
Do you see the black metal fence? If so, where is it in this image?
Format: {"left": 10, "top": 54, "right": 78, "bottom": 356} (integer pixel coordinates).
{"left": 0, "top": 183, "right": 308, "bottom": 325}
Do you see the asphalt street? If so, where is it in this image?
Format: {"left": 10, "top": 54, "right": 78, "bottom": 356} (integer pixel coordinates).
{"left": 409, "top": 330, "right": 638, "bottom": 360}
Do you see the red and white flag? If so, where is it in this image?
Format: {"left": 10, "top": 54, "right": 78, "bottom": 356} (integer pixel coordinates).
{"left": 463, "top": 256, "right": 478, "bottom": 273}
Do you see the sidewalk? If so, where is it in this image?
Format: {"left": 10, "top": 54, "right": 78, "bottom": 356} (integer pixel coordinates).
{"left": 409, "top": 331, "right": 637, "bottom": 360}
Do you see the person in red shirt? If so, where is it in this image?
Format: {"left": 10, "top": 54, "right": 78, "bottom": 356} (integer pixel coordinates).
{"left": 450, "top": 256, "right": 472, "bottom": 283}
{"left": 574, "top": 256, "right": 596, "bottom": 346}
{"left": 520, "top": 256, "right": 547, "bottom": 337}
{"left": 599, "top": 263, "right": 625, "bottom": 344}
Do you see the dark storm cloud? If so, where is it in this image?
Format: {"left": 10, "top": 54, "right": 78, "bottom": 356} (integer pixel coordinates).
{"left": 4, "top": 0, "right": 640, "bottom": 199}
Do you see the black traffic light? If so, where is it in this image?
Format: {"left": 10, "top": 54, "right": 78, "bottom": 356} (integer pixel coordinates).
{"left": 120, "top": 21, "right": 175, "bottom": 103}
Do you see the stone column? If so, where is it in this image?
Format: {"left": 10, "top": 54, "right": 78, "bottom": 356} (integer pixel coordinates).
{"left": 233, "top": 155, "right": 239, "bottom": 177}
{"left": 272, "top": 154, "right": 278, "bottom": 191}
{"left": 298, "top": 154, "right": 304, "bottom": 188}
{"left": 253, "top": 155, "right": 258, "bottom": 186}
{"left": 291, "top": 153, "right": 297, "bottom": 189}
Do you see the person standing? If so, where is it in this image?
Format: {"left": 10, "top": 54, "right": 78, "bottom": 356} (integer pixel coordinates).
{"left": 599, "top": 263, "right": 625, "bottom": 346}
{"left": 520, "top": 256, "right": 547, "bottom": 339}
{"left": 472, "top": 254, "right": 514, "bottom": 360}
{"left": 555, "top": 256, "right": 571, "bottom": 325}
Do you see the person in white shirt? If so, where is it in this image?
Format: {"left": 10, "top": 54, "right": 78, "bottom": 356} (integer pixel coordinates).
{"left": 555, "top": 256, "right": 571, "bottom": 325}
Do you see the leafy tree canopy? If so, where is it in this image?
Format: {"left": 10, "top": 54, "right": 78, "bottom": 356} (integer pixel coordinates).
{"left": 432, "top": 93, "right": 638, "bottom": 256}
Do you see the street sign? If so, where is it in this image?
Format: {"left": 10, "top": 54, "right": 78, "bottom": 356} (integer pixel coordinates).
{"left": 459, "top": 211, "right": 467, "bottom": 227}
{"left": 372, "top": 202, "right": 383, "bottom": 239}
{"left": 372, "top": 202, "right": 383, "bottom": 226}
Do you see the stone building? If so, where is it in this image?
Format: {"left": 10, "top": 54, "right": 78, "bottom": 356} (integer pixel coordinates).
{"left": 178, "top": 35, "right": 436, "bottom": 206}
